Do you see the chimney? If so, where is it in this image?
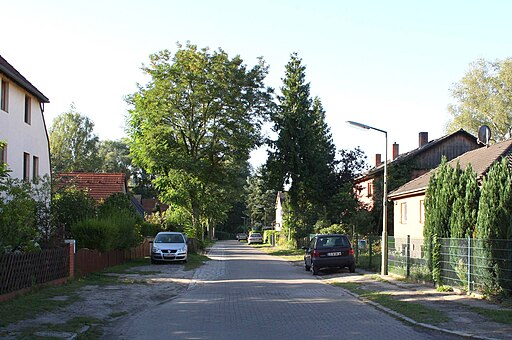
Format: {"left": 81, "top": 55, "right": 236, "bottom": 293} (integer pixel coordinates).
{"left": 392, "top": 143, "right": 399, "bottom": 160}
{"left": 419, "top": 132, "right": 428, "bottom": 147}
{"left": 375, "top": 154, "right": 382, "bottom": 166}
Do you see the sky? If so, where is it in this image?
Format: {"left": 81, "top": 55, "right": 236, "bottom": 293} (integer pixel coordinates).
{"left": 3, "top": 0, "right": 512, "bottom": 168}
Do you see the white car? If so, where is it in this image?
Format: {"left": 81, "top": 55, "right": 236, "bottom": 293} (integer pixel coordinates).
{"left": 247, "top": 232, "right": 263, "bottom": 245}
{"left": 151, "top": 232, "right": 188, "bottom": 264}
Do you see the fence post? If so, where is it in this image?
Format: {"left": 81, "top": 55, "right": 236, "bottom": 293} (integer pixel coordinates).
{"left": 467, "top": 235, "right": 472, "bottom": 294}
{"left": 406, "top": 235, "right": 411, "bottom": 277}
{"left": 355, "top": 234, "right": 359, "bottom": 264}
{"left": 64, "top": 240, "right": 76, "bottom": 279}
{"left": 369, "top": 237, "right": 373, "bottom": 268}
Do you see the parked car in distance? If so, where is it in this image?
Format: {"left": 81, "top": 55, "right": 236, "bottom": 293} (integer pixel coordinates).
{"left": 247, "top": 232, "right": 263, "bottom": 245}
{"left": 151, "top": 232, "right": 188, "bottom": 264}
{"left": 303, "top": 234, "right": 355, "bottom": 275}
{"left": 237, "top": 233, "right": 248, "bottom": 241}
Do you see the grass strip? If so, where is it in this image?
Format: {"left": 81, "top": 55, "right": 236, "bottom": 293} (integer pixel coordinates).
{"left": 184, "top": 253, "right": 210, "bottom": 270}
{"left": 332, "top": 282, "right": 450, "bottom": 325}
{"left": 470, "top": 307, "right": 512, "bottom": 324}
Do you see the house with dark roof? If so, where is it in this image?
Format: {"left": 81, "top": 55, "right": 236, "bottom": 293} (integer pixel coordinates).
{"left": 355, "top": 130, "right": 481, "bottom": 235}
{"left": 0, "top": 55, "right": 51, "bottom": 181}
{"left": 388, "top": 139, "right": 512, "bottom": 242}
{"left": 57, "top": 172, "right": 145, "bottom": 216}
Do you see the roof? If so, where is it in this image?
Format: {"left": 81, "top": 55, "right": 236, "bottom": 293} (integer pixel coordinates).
{"left": 57, "top": 172, "right": 127, "bottom": 201}
{"left": 0, "top": 55, "right": 49, "bottom": 103}
{"left": 388, "top": 139, "right": 512, "bottom": 200}
{"left": 358, "top": 129, "right": 477, "bottom": 180}
{"left": 141, "top": 198, "right": 169, "bottom": 214}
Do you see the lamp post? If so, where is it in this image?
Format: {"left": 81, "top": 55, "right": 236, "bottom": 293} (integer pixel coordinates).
{"left": 347, "top": 120, "right": 388, "bottom": 275}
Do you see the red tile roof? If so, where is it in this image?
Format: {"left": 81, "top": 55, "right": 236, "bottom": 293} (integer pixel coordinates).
{"left": 141, "top": 198, "right": 169, "bottom": 214}
{"left": 57, "top": 172, "right": 127, "bottom": 201}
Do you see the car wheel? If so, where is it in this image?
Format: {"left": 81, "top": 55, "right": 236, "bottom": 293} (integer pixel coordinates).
{"left": 305, "top": 262, "right": 311, "bottom": 271}
{"left": 349, "top": 263, "right": 356, "bottom": 273}
{"left": 312, "top": 264, "right": 319, "bottom": 275}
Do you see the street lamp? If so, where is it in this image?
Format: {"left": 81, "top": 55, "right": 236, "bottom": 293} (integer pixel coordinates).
{"left": 347, "top": 120, "right": 388, "bottom": 275}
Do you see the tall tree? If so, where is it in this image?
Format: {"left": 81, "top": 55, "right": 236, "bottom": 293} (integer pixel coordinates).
{"left": 266, "top": 53, "right": 338, "bottom": 239}
{"left": 49, "top": 104, "right": 101, "bottom": 173}
{"left": 126, "top": 43, "right": 274, "bottom": 239}
{"left": 447, "top": 58, "right": 512, "bottom": 141}
{"left": 98, "top": 139, "right": 132, "bottom": 175}
{"left": 245, "top": 166, "right": 276, "bottom": 229}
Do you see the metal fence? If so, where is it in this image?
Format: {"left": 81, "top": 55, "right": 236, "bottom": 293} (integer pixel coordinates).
{"left": 356, "top": 235, "right": 512, "bottom": 295}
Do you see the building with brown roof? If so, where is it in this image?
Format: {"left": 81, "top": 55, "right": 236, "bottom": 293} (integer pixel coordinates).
{"left": 388, "top": 139, "right": 512, "bottom": 241}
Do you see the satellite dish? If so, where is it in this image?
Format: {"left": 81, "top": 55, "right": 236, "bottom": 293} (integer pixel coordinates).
{"left": 477, "top": 125, "right": 491, "bottom": 146}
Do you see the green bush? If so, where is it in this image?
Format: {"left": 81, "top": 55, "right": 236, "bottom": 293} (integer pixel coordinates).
{"left": 71, "top": 212, "right": 142, "bottom": 251}
{"left": 263, "top": 230, "right": 277, "bottom": 243}
{"left": 52, "top": 185, "right": 97, "bottom": 238}
{"left": 98, "top": 193, "right": 140, "bottom": 220}
{"left": 140, "top": 222, "right": 162, "bottom": 237}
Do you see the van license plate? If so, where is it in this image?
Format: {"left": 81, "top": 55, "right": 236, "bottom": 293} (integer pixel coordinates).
{"left": 327, "top": 252, "right": 342, "bottom": 256}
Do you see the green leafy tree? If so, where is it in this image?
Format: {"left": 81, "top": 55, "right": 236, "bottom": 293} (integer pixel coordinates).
{"left": 266, "top": 53, "right": 338, "bottom": 239}
{"left": 98, "top": 139, "right": 132, "bottom": 175}
{"left": 52, "top": 185, "right": 97, "bottom": 238}
{"left": 0, "top": 141, "right": 8, "bottom": 178}
{"left": 447, "top": 58, "right": 512, "bottom": 141}
{"left": 126, "top": 43, "right": 274, "bottom": 239}
{"left": 49, "top": 104, "right": 101, "bottom": 173}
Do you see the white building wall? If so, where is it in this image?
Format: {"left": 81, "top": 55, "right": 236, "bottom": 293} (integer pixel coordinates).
{"left": 0, "top": 77, "right": 50, "bottom": 181}
{"left": 393, "top": 195, "right": 425, "bottom": 240}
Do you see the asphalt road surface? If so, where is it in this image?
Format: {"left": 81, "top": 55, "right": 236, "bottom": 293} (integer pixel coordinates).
{"left": 106, "top": 240, "right": 461, "bottom": 339}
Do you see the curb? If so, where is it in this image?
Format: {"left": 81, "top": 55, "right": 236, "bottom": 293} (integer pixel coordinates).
{"left": 340, "top": 287, "right": 500, "bottom": 340}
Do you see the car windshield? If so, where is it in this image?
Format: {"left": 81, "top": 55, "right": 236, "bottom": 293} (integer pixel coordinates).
{"left": 251, "top": 233, "right": 261, "bottom": 237}
{"left": 155, "top": 234, "right": 184, "bottom": 243}
{"left": 316, "top": 236, "right": 348, "bottom": 249}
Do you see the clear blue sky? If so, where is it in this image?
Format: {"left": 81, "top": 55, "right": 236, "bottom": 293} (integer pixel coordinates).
{"left": 3, "top": 0, "right": 512, "bottom": 167}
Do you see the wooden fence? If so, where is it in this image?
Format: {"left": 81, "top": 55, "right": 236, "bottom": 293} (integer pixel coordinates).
{"left": 0, "top": 247, "right": 69, "bottom": 296}
{"left": 75, "top": 238, "right": 152, "bottom": 277}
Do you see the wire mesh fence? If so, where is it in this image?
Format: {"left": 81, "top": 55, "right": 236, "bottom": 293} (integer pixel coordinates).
{"left": 355, "top": 235, "right": 512, "bottom": 295}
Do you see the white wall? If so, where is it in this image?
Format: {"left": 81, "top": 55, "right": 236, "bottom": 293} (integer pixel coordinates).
{"left": 393, "top": 194, "right": 425, "bottom": 239}
{"left": 0, "top": 76, "right": 50, "bottom": 180}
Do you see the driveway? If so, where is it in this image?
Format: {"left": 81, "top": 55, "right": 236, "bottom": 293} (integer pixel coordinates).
{"left": 104, "top": 240, "right": 460, "bottom": 339}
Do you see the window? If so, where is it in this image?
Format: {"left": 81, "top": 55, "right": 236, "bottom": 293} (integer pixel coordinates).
{"left": 23, "top": 152, "right": 30, "bottom": 181}
{"left": 0, "top": 143, "right": 6, "bottom": 164}
{"left": 400, "top": 202, "right": 407, "bottom": 223}
{"left": 419, "top": 200, "right": 425, "bottom": 224}
{"left": 1, "top": 79, "right": 8, "bottom": 112}
{"left": 24, "top": 95, "right": 31, "bottom": 124}
{"left": 367, "top": 182, "right": 373, "bottom": 197}
{"left": 32, "top": 155, "right": 39, "bottom": 180}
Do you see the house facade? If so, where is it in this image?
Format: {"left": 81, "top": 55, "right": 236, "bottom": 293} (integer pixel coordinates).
{"left": 0, "top": 55, "right": 50, "bottom": 181}
{"left": 389, "top": 139, "right": 512, "bottom": 242}
{"left": 274, "top": 191, "right": 286, "bottom": 232}
{"left": 355, "top": 130, "right": 481, "bottom": 234}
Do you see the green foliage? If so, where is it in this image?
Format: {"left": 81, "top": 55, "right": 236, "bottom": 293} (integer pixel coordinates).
{"left": 71, "top": 212, "right": 142, "bottom": 251}
{"left": 475, "top": 158, "right": 512, "bottom": 293}
{"left": 0, "top": 140, "right": 8, "bottom": 179}
{"left": 52, "top": 185, "right": 97, "bottom": 238}
{"left": 317, "top": 223, "right": 350, "bottom": 235}
{"left": 266, "top": 53, "right": 339, "bottom": 234}
{"left": 49, "top": 104, "right": 101, "bottom": 173}
{"left": 97, "top": 139, "right": 132, "bottom": 175}
{"left": 245, "top": 167, "right": 276, "bottom": 229}
{"left": 98, "top": 192, "right": 140, "bottom": 221}
{"left": 447, "top": 58, "right": 512, "bottom": 141}
{"left": 262, "top": 229, "right": 277, "bottom": 243}
{"left": 126, "top": 43, "right": 273, "bottom": 239}
{"left": 139, "top": 221, "right": 162, "bottom": 237}
{"left": 0, "top": 178, "right": 38, "bottom": 253}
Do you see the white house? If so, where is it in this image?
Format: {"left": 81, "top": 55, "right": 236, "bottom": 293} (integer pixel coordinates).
{"left": 0, "top": 55, "right": 50, "bottom": 181}
{"left": 274, "top": 191, "right": 286, "bottom": 232}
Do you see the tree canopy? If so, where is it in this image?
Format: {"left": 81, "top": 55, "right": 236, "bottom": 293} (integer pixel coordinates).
{"left": 447, "top": 58, "right": 512, "bottom": 141}
{"left": 49, "top": 104, "right": 101, "bottom": 173}
{"left": 126, "top": 43, "right": 274, "bottom": 238}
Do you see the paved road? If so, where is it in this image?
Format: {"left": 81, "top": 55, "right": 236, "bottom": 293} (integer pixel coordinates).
{"left": 107, "top": 241, "right": 461, "bottom": 339}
